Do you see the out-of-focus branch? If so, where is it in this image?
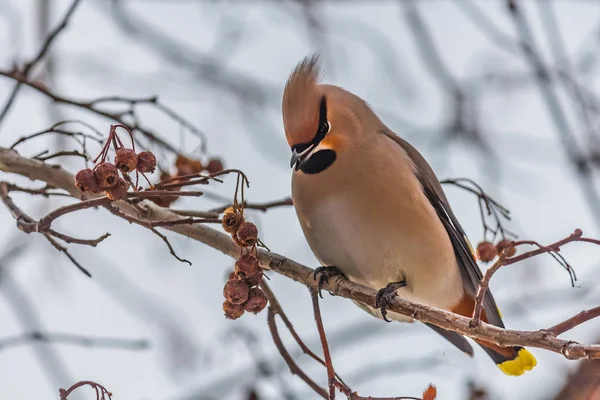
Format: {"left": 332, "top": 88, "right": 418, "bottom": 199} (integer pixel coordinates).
{"left": 0, "top": 332, "right": 149, "bottom": 353}
{"left": 508, "top": 1, "right": 600, "bottom": 228}
{"left": 2, "top": 147, "right": 600, "bottom": 363}
{"left": 0, "top": 71, "right": 206, "bottom": 155}
{"left": 0, "top": 0, "right": 82, "bottom": 128}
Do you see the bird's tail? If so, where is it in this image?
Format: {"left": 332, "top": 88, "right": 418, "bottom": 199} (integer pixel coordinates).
{"left": 452, "top": 295, "right": 537, "bottom": 376}
{"left": 475, "top": 339, "right": 537, "bottom": 376}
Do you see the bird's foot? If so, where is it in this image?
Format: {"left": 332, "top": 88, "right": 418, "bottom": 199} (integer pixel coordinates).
{"left": 375, "top": 281, "right": 407, "bottom": 322}
{"left": 313, "top": 266, "right": 346, "bottom": 298}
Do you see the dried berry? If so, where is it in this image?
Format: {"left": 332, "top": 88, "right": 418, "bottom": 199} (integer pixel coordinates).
{"left": 150, "top": 173, "right": 180, "bottom": 207}
{"left": 115, "top": 148, "right": 138, "bottom": 173}
{"left": 244, "top": 287, "right": 268, "bottom": 314}
{"left": 151, "top": 189, "right": 180, "bottom": 208}
{"left": 175, "top": 155, "right": 203, "bottom": 176}
{"left": 246, "top": 271, "right": 263, "bottom": 287}
{"left": 95, "top": 163, "right": 119, "bottom": 188}
{"left": 206, "top": 158, "right": 224, "bottom": 174}
{"left": 75, "top": 168, "right": 100, "bottom": 193}
{"left": 235, "top": 254, "right": 261, "bottom": 279}
{"left": 477, "top": 241, "right": 497, "bottom": 262}
{"left": 496, "top": 239, "right": 516, "bottom": 257}
{"left": 106, "top": 177, "right": 129, "bottom": 200}
{"left": 231, "top": 232, "right": 246, "bottom": 247}
{"left": 222, "top": 209, "right": 245, "bottom": 234}
{"left": 136, "top": 151, "right": 157, "bottom": 173}
{"left": 223, "top": 279, "right": 250, "bottom": 305}
{"left": 227, "top": 271, "right": 236, "bottom": 281}
{"left": 223, "top": 300, "right": 245, "bottom": 320}
{"left": 236, "top": 222, "right": 258, "bottom": 246}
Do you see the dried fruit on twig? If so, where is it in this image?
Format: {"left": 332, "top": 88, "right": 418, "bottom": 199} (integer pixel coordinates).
{"left": 106, "top": 178, "right": 129, "bottom": 200}
{"left": 223, "top": 279, "right": 250, "bottom": 305}
{"left": 477, "top": 241, "right": 497, "bottom": 262}
{"left": 95, "top": 163, "right": 119, "bottom": 188}
{"left": 236, "top": 222, "right": 258, "bottom": 246}
{"left": 175, "top": 155, "right": 203, "bottom": 176}
{"left": 136, "top": 151, "right": 157, "bottom": 173}
{"left": 423, "top": 385, "right": 437, "bottom": 400}
{"left": 246, "top": 271, "right": 263, "bottom": 287}
{"left": 222, "top": 208, "right": 245, "bottom": 234}
{"left": 206, "top": 158, "right": 224, "bottom": 174}
{"left": 223, "top": 300, "right": 245, "bottom": 320}
{"left": 235, "top": 254, "right": 260, "bottom": 279}
{"left": 244, "top": 287, "right": 268, "bottom": 314}
{"left": 496, "top": 239, "right": 516, "bottom": 257}
{"left": 115, "top": 148, "right": 138, "bottom": 173}
{"left": 75, "top": 169, "right": 100, "bottom": 193}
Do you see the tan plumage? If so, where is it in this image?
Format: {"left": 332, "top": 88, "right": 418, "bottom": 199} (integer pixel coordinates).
{"left": 281, "top": 55, "right": 537, "bottom": 376}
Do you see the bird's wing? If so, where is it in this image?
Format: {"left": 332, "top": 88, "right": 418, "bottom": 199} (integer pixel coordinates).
{"left": 382, "top": 130, "right": 504, "bottom": 328}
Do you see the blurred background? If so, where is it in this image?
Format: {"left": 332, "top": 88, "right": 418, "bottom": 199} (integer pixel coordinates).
{"left": 1, "top": 1, "right": 600, "bottom": 399}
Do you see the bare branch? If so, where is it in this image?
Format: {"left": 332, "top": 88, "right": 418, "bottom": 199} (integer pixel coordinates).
{"left": 0, "top": 0, "right": 83, "bottom": 128}
{"left": 2, "top": 147, "right": 600, "bottom": 362}
{"left": 0, "top": 331, "right": 149, "bottom": 352}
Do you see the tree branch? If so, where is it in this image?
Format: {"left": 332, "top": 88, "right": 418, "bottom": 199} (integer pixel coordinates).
{"left": 1, "top": 147, "right": 600, "bottom": 362}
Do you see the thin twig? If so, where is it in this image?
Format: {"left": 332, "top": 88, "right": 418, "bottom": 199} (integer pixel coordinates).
{"left": 0, "top": 0, "right": 83, "bottom": 128}
{"left": 471, "top": 229, "right": 595, "bottom": 325}
{"left": 310, "top": 288, "right": 337, "bottom": 399}
{"left": 59, "top": 380, "right": 112, "bottom": 400}
{"left": 0, "top": 331, "right": 149, "bottom": 352}
{"left": 210, "top": 197, "right": 293, "bottom": 214}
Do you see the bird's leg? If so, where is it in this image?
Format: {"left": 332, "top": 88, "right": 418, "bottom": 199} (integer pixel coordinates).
{"left": 313, "top": 266, "right": 347, "bottom": 298}
{"left": 375, "top": 281, "right": 407, "bottom": 322}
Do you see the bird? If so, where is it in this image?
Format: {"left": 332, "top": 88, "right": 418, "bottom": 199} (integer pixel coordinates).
{"left": 280, "top": 54, "right": 537, "bottom": 376}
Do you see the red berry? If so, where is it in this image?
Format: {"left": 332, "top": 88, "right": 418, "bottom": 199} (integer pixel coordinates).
{"left": 95, "top": 163, "right": 119, "bottom": 188}
{"left": 223, "top": 279, "right": 250, "bottom": 305}
{"left": 236, "top": 222, "right": 258, "bottom": 247}
{"left": 75, "top": 169, "right": 100, "bottom": 193}
{"left": 246, "top": 271, "right": 263, "bottom": 287}
{"left": 106, "top": 177, "right": 129, "bottom": 200}
{"left": 206, "top": 158, "right": 224, "bottom": 174}
{"left": 477, "top": 241, "right": 497, "bottom": 262}
{"left": 175, "top": 155, "right": 203, "bottom": 176}
{"left": 223, "top": 300, "right": 245, "bottom": 320}
{"left": 244, "top": 287, "right": 268, "bottom": 314}
{"left": 136, "top": 151, "right": 157, "bottom": 173}
{"left": 235, "top": 254, "right": 260, "bottom": 279}
{"left": 115, "top": 148, "right": 138, "bottom": 173}
{"left": 222, "top": 209, "right": 245, "bottom": 234}
{"left": 496, "top": 239, "right": 516, "bottom": 257}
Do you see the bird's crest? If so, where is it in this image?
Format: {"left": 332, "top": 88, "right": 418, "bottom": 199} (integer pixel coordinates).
{"left": 282, "top": 54, "right": 324, "bottom": 147}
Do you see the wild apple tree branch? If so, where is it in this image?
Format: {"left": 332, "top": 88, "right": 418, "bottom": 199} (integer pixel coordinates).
{"left": 1, "top": 146, "right": 600, "bottom": 363}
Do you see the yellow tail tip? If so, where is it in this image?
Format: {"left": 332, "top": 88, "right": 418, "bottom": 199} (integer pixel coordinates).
{"left": 497, "top": 348, "right": 537, "bottom": 376}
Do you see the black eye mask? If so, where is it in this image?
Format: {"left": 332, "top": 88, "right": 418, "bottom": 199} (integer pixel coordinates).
{"left": 290, "top": 96, "right": 330, "bottom": 171}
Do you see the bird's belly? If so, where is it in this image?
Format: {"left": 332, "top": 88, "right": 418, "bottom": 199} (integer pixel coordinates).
{"left": 299, "top": 196, "right": 464, "bottom": 313}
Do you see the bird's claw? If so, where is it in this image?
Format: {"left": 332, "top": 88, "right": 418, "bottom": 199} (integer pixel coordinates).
{"left": 313, "top": 266, "right": 346, "bottom": 298}
{"left": 375, "top": 280, "right": 407, "bottom": 322}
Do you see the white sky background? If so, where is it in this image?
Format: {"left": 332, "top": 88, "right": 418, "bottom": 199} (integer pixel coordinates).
{"left": 1, "top": 1, "right": 600, "bottom": 399}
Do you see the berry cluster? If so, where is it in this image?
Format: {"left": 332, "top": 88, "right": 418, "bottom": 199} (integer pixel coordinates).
{"left": 150, "top": 154, "right": 224, "bottom": 208}
{"left": 221, "top": 206, "right": 267, "bottom": 320}
{"left": 476, "top": 239, "right": 516, "bottom": 262}
{"left": 74, "top": 124, "right": 156, "bottom": 200}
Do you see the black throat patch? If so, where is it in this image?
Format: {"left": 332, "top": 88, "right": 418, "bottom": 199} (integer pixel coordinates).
{"left": 299, "top": 149, "right": 336, "bottom": 174}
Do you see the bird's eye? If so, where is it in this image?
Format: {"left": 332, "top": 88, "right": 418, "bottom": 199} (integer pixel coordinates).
{"left": 319, "top": 121, "right": 330, "bottom": 135}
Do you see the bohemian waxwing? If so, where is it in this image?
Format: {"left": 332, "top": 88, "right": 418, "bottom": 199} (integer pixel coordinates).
{"left": 281, "top": 55, "right": 536, "bottom": 376}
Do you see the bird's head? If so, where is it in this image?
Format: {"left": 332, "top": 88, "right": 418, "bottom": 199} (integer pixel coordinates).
{"left": 283, "top": 55, "right": 374, "bottom": 174}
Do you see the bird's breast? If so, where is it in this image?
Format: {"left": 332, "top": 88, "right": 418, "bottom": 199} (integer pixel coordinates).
{"left": 291, "top": 135, "right": 464, "bottom": 310}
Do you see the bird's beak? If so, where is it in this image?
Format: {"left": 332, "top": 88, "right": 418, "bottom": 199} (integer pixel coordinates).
{"left": 290, "top": 144, "right": 315, "bottom": 170}
{"left": 290, "top": 149, "right": 302, "bottom": 169}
